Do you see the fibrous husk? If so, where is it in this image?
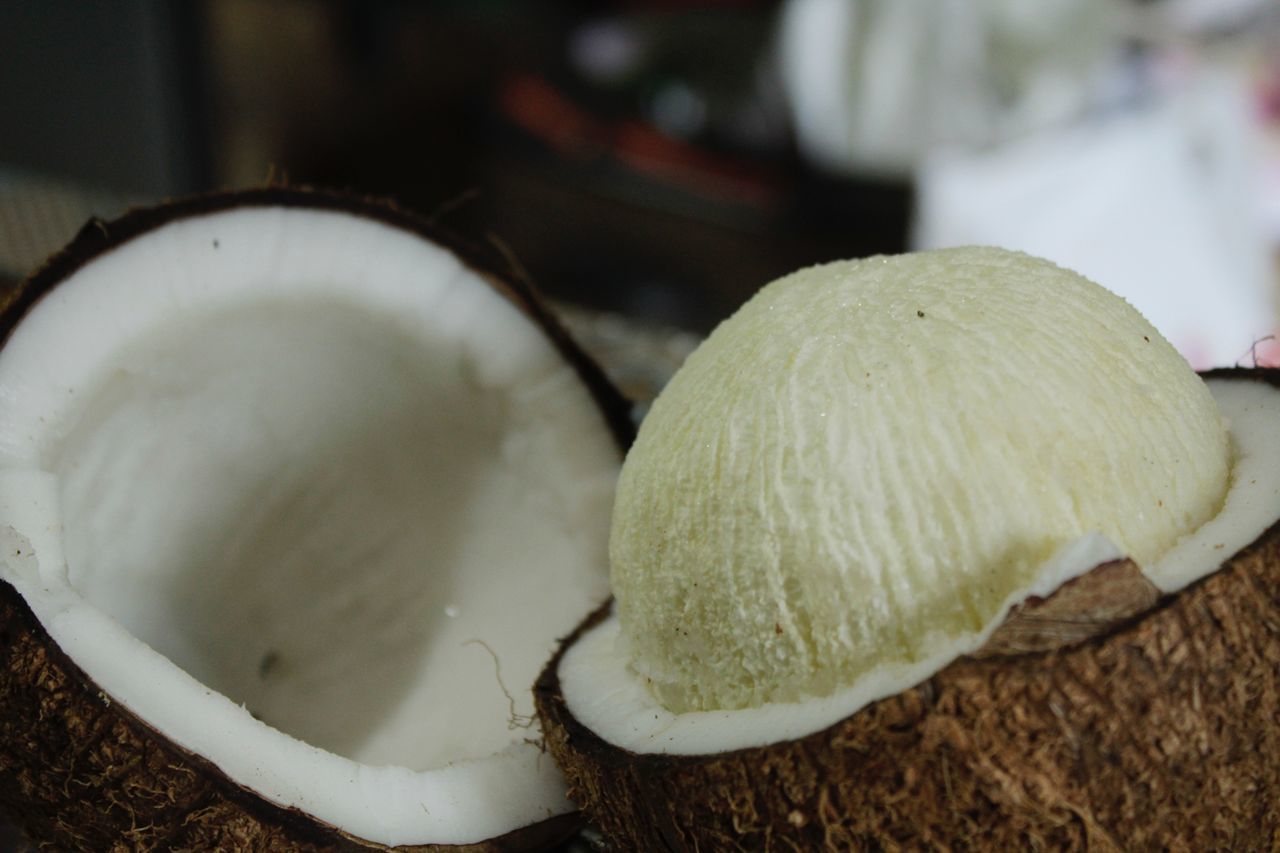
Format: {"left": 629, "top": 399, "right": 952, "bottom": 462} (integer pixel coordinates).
{"left": 536, "top": 383, "right": 1280, "bottom": 850}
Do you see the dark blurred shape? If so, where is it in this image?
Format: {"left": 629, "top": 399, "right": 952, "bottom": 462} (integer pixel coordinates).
{"left": 0, "top": 0, "right": 911, "bottom": 331}
{"left": 198, "top": 1, "right": 909, "bottom": 330}
{"left": 0, "top": 1, "right": 210, "bottom": 196}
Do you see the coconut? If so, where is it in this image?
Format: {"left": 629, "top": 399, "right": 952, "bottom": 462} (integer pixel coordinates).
{"left": 0, "top": 188, "right": 632, "bottom": 850}
{"left": 535, "top": 248, "right": 1280, "bottom": 849}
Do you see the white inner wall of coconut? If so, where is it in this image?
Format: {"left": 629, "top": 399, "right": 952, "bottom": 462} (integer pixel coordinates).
{"left": 0, "top": 208, "right": 618, "bottom": 845}
{"left": 559, "top": 377, "right": 1280, "bottom": 756}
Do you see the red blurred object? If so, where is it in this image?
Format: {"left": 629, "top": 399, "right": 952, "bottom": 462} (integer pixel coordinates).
{"left": 497, "top": 74, "right": 779, "bottom": 209}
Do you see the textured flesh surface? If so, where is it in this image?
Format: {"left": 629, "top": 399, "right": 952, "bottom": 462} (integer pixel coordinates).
{"left": 611, "top": 248, "right": 1230, "bottom": 712}
{"left": 561, "top": 534, "right": 1120, "bottom": 755}
{"left": 538, "top": 501, "right": 1280, "bottom": 851}
{"left": 0, "top": 204, "right": 621, "bottom": 846}
{"left": 559, "top": 377, "right": 1280, "bottom": 754}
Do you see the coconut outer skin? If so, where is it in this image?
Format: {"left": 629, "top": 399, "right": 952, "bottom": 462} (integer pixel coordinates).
{"left": 0, "top": 187, "right": 635, "bottom": 851}
{"left": 536, "top": 372, "right": 1280, "bottom": 850}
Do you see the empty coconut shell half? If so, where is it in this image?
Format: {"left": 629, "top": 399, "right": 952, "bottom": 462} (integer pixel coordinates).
{"left": 535, "top": 249, "right": 1280, "bottom": 850}
{"left": 0, "top": 188, "right": 632, "bottom": 850}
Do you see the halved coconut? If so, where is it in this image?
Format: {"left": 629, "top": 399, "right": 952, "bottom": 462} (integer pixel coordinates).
{"left": 535, "top": 249, "right": 1280, "bottom": 849}
{"left": 0, "top": 188, "right": 632, "bottom": 850}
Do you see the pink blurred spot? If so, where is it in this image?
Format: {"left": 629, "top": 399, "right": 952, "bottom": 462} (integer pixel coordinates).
{"left": 1177, "top": 336, "right": 1212, "bottom": 372}
{"left": 1254, "top": 335, "right": 1280, "bottom": 368}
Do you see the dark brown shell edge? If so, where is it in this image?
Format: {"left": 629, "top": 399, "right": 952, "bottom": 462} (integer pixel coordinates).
{"left": 535, "top": 368, "right": 1280, "bottom": 852}
{"left": 0, "top": 187, "right": 638, "bottom": 851}
{"left": 975, "top": 557, "right": 1159, "bottom": 657}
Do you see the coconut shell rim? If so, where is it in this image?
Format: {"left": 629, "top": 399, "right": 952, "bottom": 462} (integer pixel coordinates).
{"left": 0, "top": 184, "right": 635, "bottom": 452}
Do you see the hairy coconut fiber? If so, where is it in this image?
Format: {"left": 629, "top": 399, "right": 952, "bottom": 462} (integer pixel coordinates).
{"left": 536, "top": 415, "right": 1280, "bottom": 849}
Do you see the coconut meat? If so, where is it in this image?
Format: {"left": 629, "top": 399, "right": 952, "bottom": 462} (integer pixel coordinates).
{"left": 1146, "top": 378, "right": 1280, "bottom": 591}
{"left": 558, "top": 375, "right": 1280, "bottom": 756}
{"left": 0, "top": 207, "right": 620, "bottom": 845}
{"left": 609, "top": 250, "right": 1232, "bottom": 715}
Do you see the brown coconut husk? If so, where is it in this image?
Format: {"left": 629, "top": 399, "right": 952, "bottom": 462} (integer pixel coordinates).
{"left": 0, "top": 187, "right": 635, "bottom": 851}
{"left": 536, "top": 372, "right": 1280, "bottom": 851}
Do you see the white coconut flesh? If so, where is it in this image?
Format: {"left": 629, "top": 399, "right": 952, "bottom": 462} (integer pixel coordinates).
{"left": 558, "top": 247, "right": 1280, "bottom": 756}
{"left": 0, "top": 207, "right": 620, "bottom": 845}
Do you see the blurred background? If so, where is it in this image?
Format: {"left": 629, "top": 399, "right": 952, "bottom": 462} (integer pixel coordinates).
{"left": 2, "top": 0, "right": 1279, "bottom": 367}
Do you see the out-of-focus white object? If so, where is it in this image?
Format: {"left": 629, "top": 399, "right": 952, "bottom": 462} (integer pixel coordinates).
{"left": 914, "top": 70, "right": 1277, "bottom": 370}
{"left": 1160, "top": 0, "right": 1274, "bottom": 33}
{"left": 777, "top": 0, "right": 1121, "bottom": 176}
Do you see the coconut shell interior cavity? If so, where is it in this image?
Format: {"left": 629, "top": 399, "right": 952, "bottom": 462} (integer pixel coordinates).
{"left": 0, "top": 189, "right": 630, "bottom": 850}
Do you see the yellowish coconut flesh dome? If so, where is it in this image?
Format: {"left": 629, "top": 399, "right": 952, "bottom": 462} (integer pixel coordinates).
{"left": 610, "top": 246, "right": 1230, "bottom": 713}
